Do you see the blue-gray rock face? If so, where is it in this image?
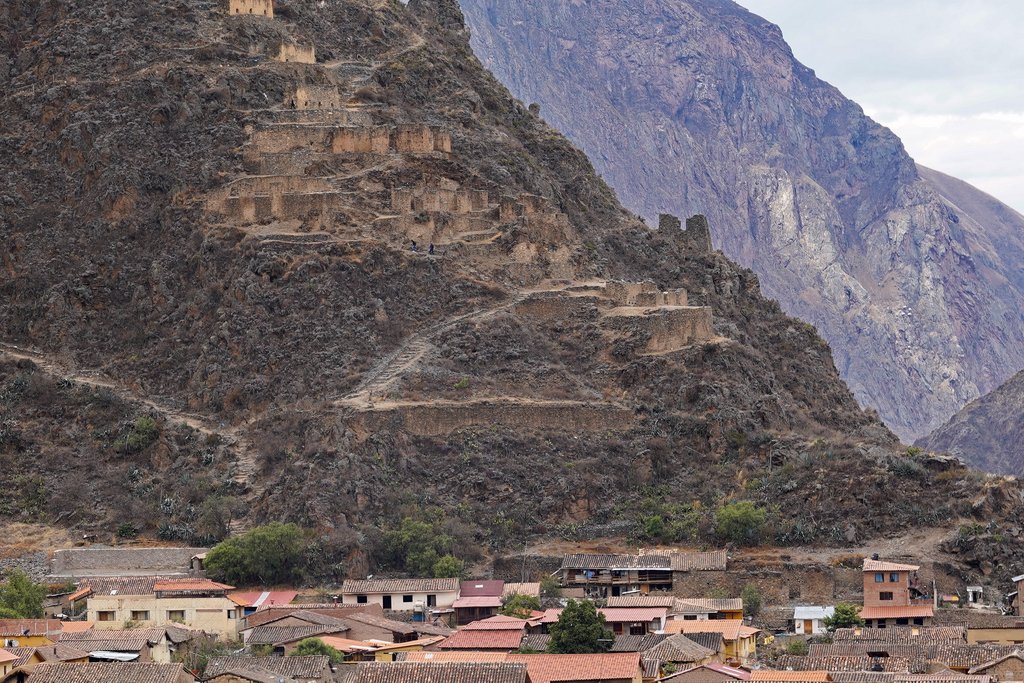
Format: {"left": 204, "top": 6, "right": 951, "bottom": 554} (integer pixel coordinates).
{"left": 459, "top": 0, "right": 1024, "bottom": 443}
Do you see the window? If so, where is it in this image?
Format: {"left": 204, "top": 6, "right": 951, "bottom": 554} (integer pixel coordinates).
{"left": 403, "top": 595, "right": 414, "bottom": 603}
{"left": 879, "top": 592, "right": 894, "bottom": 601}
{"left": 4, "top": 639, "right": 18, "bottom": 648}
{"left": 130, "top": 611, "right": 150, "bottom": 621}
{"left": 166, "top": 610, "right": 186, "bottom": 622}
{"left": 227, "top": 610, "right": 237, "bottom": 620}
{"left": 97, "top": 611, "right": 116, "bottom": 622}
{"left": 896, "top": 618, "right": 909, "bottom": 625}
{"left": 890, "top": 573, "right": 900, "bottom": 583}
{"left": 914, "top": 618, "right": 925, "bottom": 626}
{"left": 427, "top": 595, "right": 437, "bottom": 607}
{"left": 357, "top": 595, "right": 368, "bottom": 604}
{"left": 874, "top": 573, "right": 885, "bottom": 583}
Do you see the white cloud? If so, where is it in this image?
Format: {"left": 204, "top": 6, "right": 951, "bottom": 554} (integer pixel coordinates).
{"left": 738, "top": 0, "right": 1024, "bottom": 213}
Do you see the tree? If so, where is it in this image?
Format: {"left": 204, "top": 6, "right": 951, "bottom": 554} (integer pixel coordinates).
{"left": 824, "top": 602, "right": 865, "bottom": 632}
{"left": 540, "top": 575, "right": 562, "bottom": 599}
{"left": 381, "top": 517, "right": 456, "bottom": 576}
{"left": 205, "top": 522, "right": 307, "bottom": 585}
{"left": 291, "top": 638, "right": 345, "bottom": 664}
{"left": 715, "top": 501, "right": 767, "bottom": 545}
{"left": 432, "top": 554, "right": 465, "bottom": 579}
{"left": 547, "top": 599, "right": 612, "bottom": 654}
{"left": 786, "top": 639, "right": 809, "bottom": 655}
{"left": 741, "top": 583, "right": 762, "bottom": 618}
{"left": 502, "top": 593, "right": 541, "bottom": 619}
{"left": 0, "top": 569, "right": 46, "bottom": 618}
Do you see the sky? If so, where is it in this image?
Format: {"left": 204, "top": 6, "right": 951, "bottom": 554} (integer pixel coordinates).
{"left": 737, "top": 0, "right": 1024, "bottom": 214}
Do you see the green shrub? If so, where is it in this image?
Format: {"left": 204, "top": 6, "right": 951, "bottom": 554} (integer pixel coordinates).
{"left": 205, "top": 522, "right": 307, "bottom": 586}
{"left": 114, "top": 416, "right": 160, "bottom": 453}
{"left": 117, "top": 522, "right": 140, "bottom": 539}
{"left": 502, "top": 593, "right": 541, "bottom": 618}
{"left": 379, "top": 517, "right": 457, "bottom": 576}
{"left": 714, "top": 501, "right": 767, "bottom": 545}
{"left": 547, "top": 600, "right": 612, "bottom": 654}
{"left": 432, "top": 554, "right": 465, "bottom": 579}
{"left": 0, "top": 569, "right": 46, "bottom": 618}
{"left": 786, "top": 639, "right": 809, "bottom": 655}
{"left": 540, "top": 575, "right": 562, "bottom": 598}
{"left": 291, "top": 638, "right": 344, "bottom": 663}
{"left": 741, "top": 583, "right": 762, "bottom": 617}
{"left": 824, "top": 603, "right": 865, "bottom": 631}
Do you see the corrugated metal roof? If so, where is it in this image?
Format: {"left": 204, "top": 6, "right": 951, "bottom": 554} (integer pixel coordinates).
{"left": 342, "top": 578, "right": 460, "bottom": 594}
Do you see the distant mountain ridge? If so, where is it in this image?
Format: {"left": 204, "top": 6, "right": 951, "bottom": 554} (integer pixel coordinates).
{"left": 916, "top": 370, "right": 1024, "bottom": 476}
{"left": 458, "top": 0, "right": 1024, "bottom": 442}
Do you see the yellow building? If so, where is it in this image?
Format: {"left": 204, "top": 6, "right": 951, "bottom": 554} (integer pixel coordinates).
{"left": 0, "top": 620, "right": 63, "bottom": 649}
{"left": 664, "top": 620, "right": 760, "bottom": 664}
{"left": 81, "top": 578, "right": 238, "bottom": 639}
{"left": 373, "top": 637, "right": 446, "bottom": 661}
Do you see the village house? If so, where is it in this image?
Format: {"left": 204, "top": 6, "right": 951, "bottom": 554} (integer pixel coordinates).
{"left": 0, "top": 662, "right": 196, "bottom": 683}
{"left": 227, "top": 590, "right": 298, "bottom": 618}
{"left": 57, "top": 627, "right": 175, "bottom": 663}
{"left": 372, "top": 637, "right": 447, "bottom": 661}
{"left": 77, "top": 577, "right": 239, "bottom": 638}
{"left": 659, "top": 662, "right": 751, "bottom": 683}
{"left": 860, "top": 559, "right": 934, "bottom": 628}
{"left": 0, "top": 651, "right": 16, "bottom": 678}
{"left": 239, "top": 611, "right": 350, "bottom": 654}
{"left": 559, "top": 554, "right": 673, "bottom": 598}
{"left": 351, "top": 661, "right": 530, "bottom": 683}
{"left": 436, "top": 616, "right": 530, "bottom": 652}
{"left": 969, "top": 652, "right": 1024, "bottom": 681}
{"left": 642, "top": 634, "right": 717, "bottom": 669}
{"left": 340, "top": 578, "right": 459, "bottom": 613}
{"left": 0, "top": 644, "right": 90, "bottom": 675}
{"left": 601, "top": 608, "right": 668, "bottom": 636}
{"left": 933, "top": 610, "right": 1024, "bottom": 645}
{"left": 454, "top": 581, "right": 505, "bottom": 626}
{"left": 663, "top": 620, "right": 760, "bottom": 664}
{"left": 204, "top": 655, "right": 332, "bottom": 682}
{"left": 794, "top": 607, "right": 835, "bottom": 635}
{"left": 0, "top": 622, "right": 63, "bottom": 649}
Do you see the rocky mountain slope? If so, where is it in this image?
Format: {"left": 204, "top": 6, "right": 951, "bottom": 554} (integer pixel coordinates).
{"left": 916, "top": 370, "right": 1024, "bottom": 476}
{"left": 458, "top": 0, "right": 1024, "bottom": 443}
{"left": 3, "top": 0, "right": 1024, "bottom": 578}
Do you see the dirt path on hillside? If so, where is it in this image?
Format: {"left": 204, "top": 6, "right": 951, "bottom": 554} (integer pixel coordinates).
{"left": 0, "top": 342, "right": 264, "bottom": 523}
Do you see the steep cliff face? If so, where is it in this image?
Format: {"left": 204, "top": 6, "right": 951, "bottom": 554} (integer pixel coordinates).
{"left": 6, "top": 0, "right": 1024, "bottom": 577}
{"left": 458, "top": 0, "right": 1024, "bottom": 442}
{"left": 917, "top": 370, "right": 1024, "bottom": 476}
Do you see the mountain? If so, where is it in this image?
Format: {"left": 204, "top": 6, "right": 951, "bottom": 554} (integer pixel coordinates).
{"left": 916, "top": 370, "right": 1024, "bottom": 476}
{"left": 457, "top": 0, "right": 1024, "bottom": 443}
{"left": 3, "top": 0, "right": 1024, "bottom": 578}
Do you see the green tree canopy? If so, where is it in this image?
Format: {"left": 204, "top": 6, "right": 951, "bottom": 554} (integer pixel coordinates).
{"left": 432, "top": 554, "right": 465, "bottom": 579}
{"left": 501, "top": 593, "right": 541, "bottom": 619}
{"left": 380, "top": 517, "right": 457, "bottom": 576}
{"left": 205, "top": 522, "right": 307, "bottom": 585}
{"left": 291, "top": 638, "right": 345, "bottom": 663}
{"left": 547, "top": 599, "right": 612, "bottom": 654}
{"left": 741, "top": 583, "right": 762, "bottom": 618}
{"left": 715, "top": 501, "right": 767, "bottom": 545}
{"left": 0, "top": 569, "right": 46, "bottom": 618}
{"left": 824, "top": 602, "right": 865, "bottom": 632}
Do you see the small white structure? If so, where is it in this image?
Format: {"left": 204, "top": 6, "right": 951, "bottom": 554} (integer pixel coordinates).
{"left": 967, "top": 586, "right": 984, "bottom": 605}
{"left": 793, "top": 605, "right": 834, "bottom": 635}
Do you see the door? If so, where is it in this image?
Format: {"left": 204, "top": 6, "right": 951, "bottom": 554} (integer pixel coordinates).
{"left": 804, "top": 620, "right": 814, "bottom": 634}
{"left": 383, "top": 595, "right": 392, "bottom": 609}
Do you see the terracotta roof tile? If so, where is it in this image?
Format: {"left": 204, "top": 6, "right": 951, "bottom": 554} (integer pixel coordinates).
{"left": 859, "top": 606, "right": 935, "bottom": 620}
{"left": 0, "top": 648, "right": 22, "bottom": 665}
{"left": 561, "top": 554, "right": 671, "bottom": 570}
{"left": 58, "top": 628, "right": 165, "bottom": 653}
{"left": 502, "top": 583, "right": 541, "bottom": 599}
{"left": 931, "top": 611, "right": 1024, "bottom": 629}
{"left": 341, "top": 578, "right": 460, "bottom": 594}
{"left": 245, "top": 625, "right": 343, "bottom": 646}
{"left": 751, "top": 672, "right": 832, "bottom": 683}
{"left": 606, "top": 595, "right": 676, "bottom": 609}
{"left": 671, "top": 550, "right": 728, "bottom": 571}
{"left": 598, "top": 607, "right": 667, "bottom": 622}
{"left": 153, "top": 578, "right": 233, "bottom": 593}
{"left": 609, "top": 634, "right": 669, "bottom": 652}
{"left": 227, "top": 591, "right": 299, "bottom": 608}
{"left": 462, "top": 617, "right": 528, "bottom": 631}
{"left": 0, "top": 619, "right": 64, "bottom": 637}
{"left": 242, "top": 604, "right": 385, "bottom": 630}
{"left": 683, "top": 632, "right": 724, "bottom": 652}
{"left": 864, "top": 560, "right": 920, "bottom": 573}
{"left": 643, "top": 634, "right": 716, "bottom": 663}
{"left": 833, "top": 628, "right": 965, "bottom": 644}
{"left": 436, "top": 629, "right": 524, "bottom": 650}
{"left": 773, "top": 656, "right": 922, "bottom": 673}
{"left": 20, "top": 662, "right": 189, "bottom": 683}
{"left": 675, "top": 598, "right": 744, "bottom": 613}
{"left": 453, "top": 596, "right": 503, "bottom": 608}
{"left": 75, "top": 577, "right": 161, "bottom": 596}
{"left": 460, "top": 581, "right": 505, "bottom": 597}
{"left": 33, "top": 644, "right": 92, "bottom": 662}
{"left": 404, "top": 651, "right": 510, "bottom": 663}
{"left": 205, "top": 655, "right": 331, "bottom": 679}
{"left": 664, "top": 619, "right": 759, "bottom": 641}
{"left": 353, "top": 661, "right": 529, "bottom": 683}
{"left": 664, "top": 663, "right": 751, "bottom": 681}
{"left": 507, "top": 653, "right": 642, "bottom": 683}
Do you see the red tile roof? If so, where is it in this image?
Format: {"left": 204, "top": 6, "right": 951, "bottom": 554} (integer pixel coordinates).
{"left": 153, "top": 578, "right": 234, "bottom": 593}
{"left": 436, "top": 629, "right": 525, "bottom": 650}
{"left": 241, "top": 603, "right": 385, "bottom": 629}
{"left": 17, "top": 662, "right": 189, "bottom": 683}
{"left": 228, "top": 590, "right": 299, "bottom": 607}
{"left": 833, "top": 627, "right": 964, "bottom": 643}
{"left": 507, "top": 653, "right": 643, "bottom": 683}
{"left": 859, "top": 606, "right": 935, "bottom": 620}
{"left": 460, "top": 581, "right": 505, "bottom": 597}
{"left": 751, "top": 672, "right": 832, "bottom": 683}
{"left": 453, "top": 596, "right": 504, "bottom": 608}
{"left": 664, "top": 619, "right": 760, "bottom": 641}
{"left": 353, "top": 661, "right": 529, "bottom": 683}
{"left": 864, "top": 560, "right": 920, "bottom": 573}
{"left": 0, "top": 648, "right": 18, "bottom": 664}
{"left": 671, "top": 550, "right": 729, "bottom": 571}
{"left": 463, "top": 617, "right": 529, "bottom": 631}
{"left": 405, "top": 652, "right": 510, "bottom": 663}
{"left": 599, "top": 607, "right": 667, "bottom": 623}
{"left": 606, "top": 595, "right": 676, "bottom": 609}
{"left": 0, "top": 619, "right": 64, "bottom": 637}
{"left": 664, "top": 663, "right": 751, "bottom": 682}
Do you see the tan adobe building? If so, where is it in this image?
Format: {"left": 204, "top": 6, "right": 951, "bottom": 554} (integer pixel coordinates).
{"left": 970, "top": 653, "right": 1024, "bottom": 681}
{"left": 79, "top": 577, "right": 239, "bottom": 639}
{"left": 860, "top": 558, "right": 934, "bottom": 628}
{"left": 340, "top": 578, "right": 460, "bottom": 612}
{"left": 225, "top": 0, "right": 273, "bottom": 18}
{"left": 663, "top": 620, "right": 760, "bottom": 665}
